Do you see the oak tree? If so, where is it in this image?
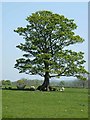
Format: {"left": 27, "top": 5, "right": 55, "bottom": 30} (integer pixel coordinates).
{"left": 14, "top": 10, "right": 88, "bottom": 91}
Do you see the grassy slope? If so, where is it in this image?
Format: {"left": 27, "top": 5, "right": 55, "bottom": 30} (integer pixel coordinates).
{"left": 2, "top": 88, "right": 88, "bottom": 118}
{"left": 0, "top": 90, "right": 2, "bottom": 119}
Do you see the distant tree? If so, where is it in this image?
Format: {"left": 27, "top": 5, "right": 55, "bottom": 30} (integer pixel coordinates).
{"left": 14, "top": 10, "right": 88, "bottom": 91}
{"left": 35, "top": 80, "right": 40, "bottom": 87}
{"left": 16, "top": 78, "right": 27, "bottom": 89}
{"left": 5, "top": 80, "right": 11, "bottom": 85}
{"left": 0, "top": 81, "right": 1, "bottom": 87}
{"left": 80, "top": 74, "right": 88, "bottom": 88}
{"left": 2, "top": 80, "right": 6, "bottom": 86}
{"left": 2, "top": 80, "right": 11, "bottom": 88}
{"left": 59, "top": 81, "right": 65, "bottom": 87}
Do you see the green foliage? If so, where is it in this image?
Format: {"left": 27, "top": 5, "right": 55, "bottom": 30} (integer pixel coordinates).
{"left": 2, "top": 80, "right": 11, "bottom": 88}
{"left": 16, "top": 79, "right": 26, "bottom": 89}
{"left": 2, "top": 80, "right": 6, "bottom": 85}
{"left": 17, "top": 80, "right": 25, "bottom": 84}
{"left": 14, "top": 10, "right": 88, "bottom": 80}
{"left": 59, "top": 81, "right": 65, "bottom": 87}
{"left": 5, "top": 80, "right": 11, "bottom": 85}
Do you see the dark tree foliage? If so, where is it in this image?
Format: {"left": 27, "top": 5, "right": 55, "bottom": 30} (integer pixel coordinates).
{"left": 14, "top": 10, "right": 88, "bottom": 91}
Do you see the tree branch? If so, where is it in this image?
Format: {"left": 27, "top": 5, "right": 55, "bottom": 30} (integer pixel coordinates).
{"left": 50, "top": 68, "right": 69, "bottom": 78}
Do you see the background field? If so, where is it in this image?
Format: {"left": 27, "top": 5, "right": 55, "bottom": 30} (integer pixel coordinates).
{"left": 2, "top": 88, "right": 88, "bottom": 118}
{"left": 0, "top": 90, "right": 2, "bottom": 119}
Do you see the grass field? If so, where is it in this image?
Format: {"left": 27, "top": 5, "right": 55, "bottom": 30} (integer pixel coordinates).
{"left": 2, "top": 88, "right": 88, "bottom": 118}
{"left": 0, "top": 90, "right": 2, "bottom": 119}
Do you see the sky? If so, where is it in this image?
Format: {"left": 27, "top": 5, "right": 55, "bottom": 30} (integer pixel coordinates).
{"left": 1, "top": 2, "right": 88, "bottom": 81}
{"left": 0, "top": 3, "right": 2, "bottom": 81}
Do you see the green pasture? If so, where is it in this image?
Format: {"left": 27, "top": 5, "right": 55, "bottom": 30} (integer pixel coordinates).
{"left": 2, "top": 88, "right": 88, "bottom": 118}
{"left": 0, "top": 90, "right": 2, "bottom": 119}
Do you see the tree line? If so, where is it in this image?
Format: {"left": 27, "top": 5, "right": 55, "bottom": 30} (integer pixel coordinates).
{"left": 1, "top": 78, "right": 88, "bottom": 89}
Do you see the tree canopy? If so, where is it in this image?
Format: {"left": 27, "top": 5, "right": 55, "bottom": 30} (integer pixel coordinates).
{"left": 14, "top": 10, "right": 88, "bottom": 90}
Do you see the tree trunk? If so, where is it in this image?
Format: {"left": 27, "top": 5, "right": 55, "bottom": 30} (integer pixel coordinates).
{"left": 37, "top": 72, "right": 50, "bottom": 91}
{"left": 37, "top": 60, "right": 50, "bottom": 91}
{"left": 42, "top": 72, "right": 50, "bottom": 91}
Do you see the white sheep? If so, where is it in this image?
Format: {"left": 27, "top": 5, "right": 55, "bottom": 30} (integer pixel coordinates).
{"left": 30, "top": 86, "right": 35, "bottom": 89}
{"left": 30, "top": 86, "right": 36, "bottom": 91}
{"left": 60, "top": 87, "right": 65, "bottom": 92}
